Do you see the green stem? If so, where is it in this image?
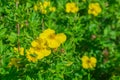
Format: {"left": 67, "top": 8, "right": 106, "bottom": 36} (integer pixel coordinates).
{"left": 17, "top": 24, "right": 20, "bottom": 52}
{"left": 88, "top": 71, "right": 91, "bottom": 80}
{"left": 42, "top": 18, "right": 44, "bottom": 30}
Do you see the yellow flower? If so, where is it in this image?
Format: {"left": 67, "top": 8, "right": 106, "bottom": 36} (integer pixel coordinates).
{"left": 56, "top": 33, "right": 67, "bottom": 44}
{"left": 37, "top": 38, "right": 47, "bottom": 49}
{"left": 45, "top": 32, "right": 60, "bottom": 48}
{"left": 26, "top": 42, "right": 51, "bottom": 62}
{"left": 26, "top": 49, "right": 39, "bottom": 62}
{"left": 31, "top": 40, "right": 38, "bottom": 47}
{"left": 34, "top": 5, "right": 38, "bottom": 11}
{"left": 34, "top": 50, "right": 45, "bottom": 59}
{"left": 88, "top": 3, "right": 102, "bottom": 16}
{"left": 14, "top": 47, "right": 24, "bottom": 55}
{"left": 39, "top": 28, "right": 67, "bottom": 48}
{"left": 39, "top": 28, "right": 55, "bottom": 40}
{"left": 14, "top": 47, "right": 18, "bottom": 52}
{"left": 40, "top": 29, "right": 58, "bottom": 48}
{"left": 8, "top": 58, "right": 21, "bottom": 69}
{"left": 39, "top": 2, "right": 42, "bottom": 6}
{"left": 39, "top": 2, "right": 47, "bottom": 14}
{"left": 42, "top": 28, "right": 55, "bottom": 36}
{"left": 82, "top": 0, "right": 86, "bottom": 2}
{"left": 66, "top": 2, "right": 79, "bottom": 13}
{"left": 47, "top": 38, "right": 60, "bottom": 48}
{"left": 43, "top": 1, "right": 50, "bottom": 8}
{"left": 35, "top": 1, "right": 56, "bottom": 14}
{"left": 41, "top": 9, "right": 47, "bottom": 14}
{"left": 31, "top": 38, "right": 47, "bottom": 49}
{"left": 26, "top": 48, "right": 51, "bottom": 62}
{"left": 49, "top": 7, "right": 56, "bottom": 12}
{"left": 26, "top": 28, "right": 66, "bottom": 62}
{"left": 35, "top": 49, "right": 51, "bottom": 58}
{"left": 81, "top": 56, "right": 97, "bottom": 69}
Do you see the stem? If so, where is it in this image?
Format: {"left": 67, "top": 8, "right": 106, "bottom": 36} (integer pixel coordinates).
{"left": 88, "top": 71, "right": 91, "bottom": 80}
{"left": 15, "top": 0, "right": 19, "bottom": 11}
{"left": 42, "top": 18, "right": 44, "bottom": 30}
{"left": 16, "top": 1, "right": 20, "bottom": 52}
{"left": 17, "top": 24, "right": 20, "bottom": 52}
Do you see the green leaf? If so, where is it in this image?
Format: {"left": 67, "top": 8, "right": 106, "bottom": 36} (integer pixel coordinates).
{"left": 0, "top": 28, "right": 7, "bottom": 38}
{"left": 7, "top": 32, "right": 17, "bottom": 43}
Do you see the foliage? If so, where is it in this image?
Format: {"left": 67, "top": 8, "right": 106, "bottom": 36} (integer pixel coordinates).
{"left": 0, "top": 0, "right": 120, "bottom": 80}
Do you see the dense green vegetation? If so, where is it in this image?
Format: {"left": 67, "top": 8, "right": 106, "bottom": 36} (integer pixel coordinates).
{"left": 0, "top": 0, "right": 120, "bottom": 80}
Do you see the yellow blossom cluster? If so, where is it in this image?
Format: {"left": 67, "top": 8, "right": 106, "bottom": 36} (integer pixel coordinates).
{"left": 81, "top": 56, "right": 97, "bottom": 69}
{"left": 14, "top": 47, "right": 24, "bottom": 55}
{"left": 26, "top": 28, "right": 66, "bottom": 62}
{"left": 8, "top": 58, "right": 21, "bottom": 69}
{"left": 65, "top": 2, "right": 79, "bottom": 13}
{"left": 34, "top": 1, "right": 56, "bottom": 14}
{"left": 88, "top": 3, "right": 102, "bottom": 16}
{"left": 82, "top": 0, "right": 86, "bottom": 2}
{"left": 8, "top": 47, "right": 24, "bottom": 68}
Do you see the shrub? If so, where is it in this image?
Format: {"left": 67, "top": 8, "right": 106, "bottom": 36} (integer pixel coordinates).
{"left": 0, "top": 0, "right": 120, "bottom": 80}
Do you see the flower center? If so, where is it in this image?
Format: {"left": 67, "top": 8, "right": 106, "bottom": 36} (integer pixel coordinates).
{"left": 87, "top": 59, "right": 91, "bottom": 63}
{"left": 90, "top": 8, "right": 95, "bottom": 12}
{"left": 49, "top": 34, "right": 55, "bottom": 39}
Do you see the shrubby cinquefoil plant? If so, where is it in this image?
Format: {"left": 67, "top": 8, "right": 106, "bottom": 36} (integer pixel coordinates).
{"left": 0, "top": 0, "right": 120, "bottom": 80}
